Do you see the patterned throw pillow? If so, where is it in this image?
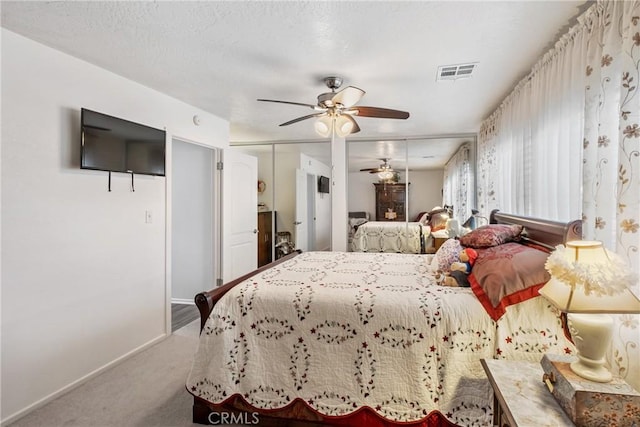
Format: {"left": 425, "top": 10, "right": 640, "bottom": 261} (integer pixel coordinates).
{"left": 459, "top": 224, "right": 523, "bottom": 248}
{"left": 431, "top": 238, "right": 463, "bottom": 272}
{"left": 469, "top": 242, "right": 550, "bottom": 320}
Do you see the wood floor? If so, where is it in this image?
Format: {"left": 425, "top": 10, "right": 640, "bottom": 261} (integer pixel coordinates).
{"left": 171, "top": 303, "right": 199, "bottom": 332}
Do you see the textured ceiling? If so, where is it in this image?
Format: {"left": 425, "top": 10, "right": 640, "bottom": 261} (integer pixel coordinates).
{"left": 1, "top": 1, "right": 590, "bottom": 167}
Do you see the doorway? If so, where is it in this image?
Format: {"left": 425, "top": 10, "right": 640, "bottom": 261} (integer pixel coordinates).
{"left": 171, "top": 138, "right": 218, "bottom": 331}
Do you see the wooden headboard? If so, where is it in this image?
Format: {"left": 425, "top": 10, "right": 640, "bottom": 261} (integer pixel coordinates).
{"left": 489, "top": 209, "right": 582, "bottom": 250}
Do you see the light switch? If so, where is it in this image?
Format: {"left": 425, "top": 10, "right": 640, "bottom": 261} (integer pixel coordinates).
{"left": 145, "top": 210, "right": 153, "bottom": 224}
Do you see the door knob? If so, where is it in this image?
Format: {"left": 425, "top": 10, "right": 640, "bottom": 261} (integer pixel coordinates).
{"left": 253, "top": 229, "right": 258, "bottom": 234}
{"left": 294, "top": 221, "right": 302, "bottom": 225}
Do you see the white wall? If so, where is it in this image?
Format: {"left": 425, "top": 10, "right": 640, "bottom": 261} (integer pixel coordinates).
{"left": 256, "top": 151, "right": 274, "bottom": 210}
{"left": 331, "top": 137, "right": 348, "bottom": 251}
{"left": 1, "top": 29, "right": 229, "bottom": 422}
{"left": 348, "top": 170, "right": 444, "bottom": 221}
{"left": 404, "top": 170, "right": 445, "bottom": 219}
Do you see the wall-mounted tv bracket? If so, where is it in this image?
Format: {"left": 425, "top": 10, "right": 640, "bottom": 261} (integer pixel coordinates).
{"left": 106, "top": 171, "right": 135, "bottom": 192}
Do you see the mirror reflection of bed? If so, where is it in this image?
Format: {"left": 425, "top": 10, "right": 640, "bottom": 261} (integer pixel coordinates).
{"left": 349, "top": 205, "right": 453, "bottom": 254}
{"left": 347, "top": 135, "right": 476, "bottom": 254}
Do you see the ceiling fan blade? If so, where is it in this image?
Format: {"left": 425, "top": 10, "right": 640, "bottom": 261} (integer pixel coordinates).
{"left": 359, "top": 167, "right": 378, "bottom": 172}
{"left": 257, "top": 99, "right": 319, "bottom": 110}
{"left": 351, "top": 106, "right": 410, "bottom": 119}
{"left": 279, "top": 113, "right": 325, "bottom": 127}
{"left": 332, "top": 86, "right": 365, "bottom": 108}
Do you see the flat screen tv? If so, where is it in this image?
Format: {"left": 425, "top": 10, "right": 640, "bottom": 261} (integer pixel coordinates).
{"left": 318, "top": 175, "right": 330, "bottom": 193}
{"left": 81, "top": 108, "right": 166, "bottom": 176}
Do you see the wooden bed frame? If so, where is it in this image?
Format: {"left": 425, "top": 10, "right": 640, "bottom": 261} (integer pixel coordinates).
{"left": 489, "top": 209, "right": 582, "bottom": 250}
{"left": 191, "top": 211, "right": 582, "bottom": 425}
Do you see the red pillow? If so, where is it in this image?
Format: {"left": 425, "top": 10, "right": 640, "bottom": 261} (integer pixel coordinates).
{"left": 459, "top": 224, "right": 523, "bottom": 248}
{"left": 468, "top": 242, "right": 550, "bottom": 321}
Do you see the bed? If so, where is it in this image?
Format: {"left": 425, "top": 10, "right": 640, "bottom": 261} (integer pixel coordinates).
{"left": 188, "top": 211, "right": 582, "bottom": 426}
{"left": 350, "top": 220, "right": 426, "bottom": 253}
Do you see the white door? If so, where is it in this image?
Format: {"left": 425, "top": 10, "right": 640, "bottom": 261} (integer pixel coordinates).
{"left": 223, "top": 149, "right": 258, "bottom": 282}
{"left": 306, "top": 173, "right": 316, "bottom": 250}
{"left": 295, "top": 168, "right": 308, "bottom": 252}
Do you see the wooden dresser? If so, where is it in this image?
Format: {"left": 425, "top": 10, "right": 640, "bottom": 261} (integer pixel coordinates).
{"left": 257, "top": 211, "right": 274, "bottom": 267}
{"left": 374, "top": 183, "right": 407, "bottom": 221}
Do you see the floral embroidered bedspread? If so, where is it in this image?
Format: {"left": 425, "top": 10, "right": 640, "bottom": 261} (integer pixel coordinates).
{"left": 187, "top": 251, "right": 573, "bottom": 426}
{"left": 351, "top": 221, "right": 424, "bottom": 253}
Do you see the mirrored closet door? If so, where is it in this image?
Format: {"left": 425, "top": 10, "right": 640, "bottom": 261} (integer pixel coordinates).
{"left": 346, "top": 136, "right": 476, "bottom": 254}
{"left": 231, "top": 141, "right": 331, "bottom": 266}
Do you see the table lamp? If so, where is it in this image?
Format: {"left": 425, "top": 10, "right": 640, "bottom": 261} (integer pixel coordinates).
{"left": 462, "top": 209, "right": 480, "bottom": 230}
{"left": 538, "top": 240, "right": 640, "bottom": 382}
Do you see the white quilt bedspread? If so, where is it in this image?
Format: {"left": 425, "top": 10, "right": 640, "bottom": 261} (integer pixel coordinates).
{"left": 187, "top": 251, "right": 572, "bottom": 426}
{"left": 351, "top": 221, "right": 424, "bottom": 253}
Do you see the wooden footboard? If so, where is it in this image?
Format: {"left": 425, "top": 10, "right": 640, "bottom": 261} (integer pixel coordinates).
{"left": 194, "top": 250, "right": 302, "bottom": 332}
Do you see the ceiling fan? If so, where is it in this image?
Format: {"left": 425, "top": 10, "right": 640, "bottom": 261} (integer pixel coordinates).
{"left": 360, "top": 158, "right": 394, "bottom": 174}
{"left": 360, "top": 158, "right": 398, "bottom": 181}
{"left": 257, "top": 77, "right": 410, "bottom": 137}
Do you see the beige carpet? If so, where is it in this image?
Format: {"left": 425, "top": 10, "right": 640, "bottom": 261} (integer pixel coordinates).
{"left": 8, "top": 320, "right": 208, "bottom": 427}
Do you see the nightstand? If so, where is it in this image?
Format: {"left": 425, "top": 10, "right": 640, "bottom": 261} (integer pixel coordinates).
{"left": 481, "top": 359, "right": 574, "bottom": 427}
{"left": 433, "top": 237, "right": 448, "bottom": 252}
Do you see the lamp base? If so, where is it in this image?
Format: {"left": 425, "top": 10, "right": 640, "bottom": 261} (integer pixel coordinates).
{"left": 570, "top": 359, "right": 612, "bottom": 383}
{"left": 566, "top": 313, "right": 613, "bottom": 383}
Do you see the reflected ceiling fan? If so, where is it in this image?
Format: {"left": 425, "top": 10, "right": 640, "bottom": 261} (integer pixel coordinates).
{"left": 360, "top": 158, "right": 396, "bottom": 180}
{"left": 360, "top": 158, "right": 394, "bottom": 174}
{"left": 257, "top": 77, "right": 410, "bottom": 137}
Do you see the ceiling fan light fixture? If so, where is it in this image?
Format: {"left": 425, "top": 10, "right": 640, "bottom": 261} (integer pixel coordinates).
{"left": 378, "top": 170, "right": 395, "bottom": 180}
{"left": 314, "top": 116, "right": 333, "bottom": 137}
{"left": 335, "top": 115, "right": 355, "bottom": 137}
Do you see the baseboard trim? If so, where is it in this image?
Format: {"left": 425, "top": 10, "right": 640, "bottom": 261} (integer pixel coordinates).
{"left": 1, "top": 333, "right": 168, "bottom": 426}
{"left": 171, "top": 298, "right": 195, "bottom": 305}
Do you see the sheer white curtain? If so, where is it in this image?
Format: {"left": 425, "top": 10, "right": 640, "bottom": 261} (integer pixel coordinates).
{"left": 477, "top": 26, "right": 584, "bottom": 221}
{"left": 442, "top": 144, "right": 472, "bottom": 224}
{"left": 478, "top": 0, "right": 640, "bottom": 389}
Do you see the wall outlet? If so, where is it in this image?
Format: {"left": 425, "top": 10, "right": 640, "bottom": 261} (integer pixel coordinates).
{"left": 145, "top": 210, "right": 153, "bottom": 224}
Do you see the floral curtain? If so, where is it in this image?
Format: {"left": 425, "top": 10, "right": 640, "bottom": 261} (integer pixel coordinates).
{"left": 478, "top": 0, "right": 640, "bottom": 389}
{"left": 442, "top": 144, "right": 472, "bottom": 224}
{"left": 581, "top": 0, "right": 640, "bottom": 384}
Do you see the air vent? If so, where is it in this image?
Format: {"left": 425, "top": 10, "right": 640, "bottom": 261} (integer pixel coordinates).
{"left": 437, "top": 63, "right": 478, "bottom": 81}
